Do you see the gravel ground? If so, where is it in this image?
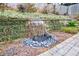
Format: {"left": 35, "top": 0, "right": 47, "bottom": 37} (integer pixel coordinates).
{"left": 0, "top": 32, "right": 73, "bottom": 56}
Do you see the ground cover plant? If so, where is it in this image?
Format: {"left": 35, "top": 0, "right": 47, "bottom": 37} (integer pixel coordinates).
{"left": 0, "top": 10, "right": 71, "bottom": 42}
{"left": 0, "top": 10, "right": 70, "bottom": 20}
{"left": 61, "top": 20, "right": 79, "bottom": 34}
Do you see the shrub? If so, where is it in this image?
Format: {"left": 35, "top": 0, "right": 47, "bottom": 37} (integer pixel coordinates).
{"left": 74, "top": 15, "right": 79, "bottom": 21}
{"left": 47, "top": 20, "right": 63, "bottom": 31}
{"left": 0, "top": 19, "right": 27, "bottom": 42}
{"left": 26, "top": 4, "right": 37, "bottom": 13}
{"left": 17, "top": 4, "right": 26, "bottom": 12}
{"left": 61, "top": 27, "right": 79, "bottom": 34}
{"left": 67, "top": 20, "right": 77, "bottom": 27}
{"left": 17, "top": 4, "right": 37, "bottom": 13}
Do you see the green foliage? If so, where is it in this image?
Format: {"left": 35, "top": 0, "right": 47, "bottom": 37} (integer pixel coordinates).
{"left": 77, "top": 21, "right": 79, "bottom": 25}
{"left": 67, "top": 20, "right": 77, "bottom": 27}
{"left": 61, "top": 20, "right": 79, "bottom": 34}
{"left": 0, "top": 10, "right": 75, "bottom": 42}
{"left": 0, "top": 10, "right": 69, "bottom": 20}
{"left": 47, "top": 20, "right": 63, "bottom": 31}
{"left": 61, "top": 27, "right": 79, "bottom": 34}
{"left": 0, "top": 20, "right": 26, "bottom": 42}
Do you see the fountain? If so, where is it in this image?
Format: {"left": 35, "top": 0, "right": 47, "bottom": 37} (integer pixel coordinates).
{"left": 23, "top": 18, "right": 58, "bottom": 48}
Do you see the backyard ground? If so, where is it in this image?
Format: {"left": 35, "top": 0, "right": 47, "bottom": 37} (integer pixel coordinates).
{"left": 0, "top": 31, "right": 73, "bottom": 56}
{"left": 0, "top": 10, "right": 78, "bottom": 56}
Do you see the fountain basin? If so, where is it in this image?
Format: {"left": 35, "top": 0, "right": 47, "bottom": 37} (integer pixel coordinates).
{"left": 23, "top": 33, "right": 58, "bottom": 48}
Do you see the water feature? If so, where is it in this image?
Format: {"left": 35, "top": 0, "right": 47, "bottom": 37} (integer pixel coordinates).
{"left": 23, "top": 18, "right": 58, "bottom": 48}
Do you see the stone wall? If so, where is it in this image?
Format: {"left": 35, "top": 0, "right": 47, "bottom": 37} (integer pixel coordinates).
{"left": 55, "top": 4, "right": 68, "bottom": 15}
{"left": 7, "top": 3, "right": 79, "bottom": 17}
{"left": 55, "top": 4, "right": 79, "bottom": 17}
{"left": 68, "top": 4, "right": 79, "bottom": 17}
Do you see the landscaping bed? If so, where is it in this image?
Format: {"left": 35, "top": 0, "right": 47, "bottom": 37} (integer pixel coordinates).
{"left": 0, "top": 31, "right": 73, "bottom": 56}
{"left": 0, "top": 10, "right": 78, "bottom": 56}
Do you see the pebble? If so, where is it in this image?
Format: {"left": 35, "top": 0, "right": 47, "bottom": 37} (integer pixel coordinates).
{"left": 23, "top": 33, "right": 58, "bottom": 48}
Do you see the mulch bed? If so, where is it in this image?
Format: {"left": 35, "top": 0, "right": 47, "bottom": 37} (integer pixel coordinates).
{"left": 0, "top": 32, "right": 73, "bottom": 56}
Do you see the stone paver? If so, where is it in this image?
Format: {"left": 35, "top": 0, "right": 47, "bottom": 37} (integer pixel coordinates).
{"left": 65, "top": 47, "right": 79, "bottom": 56}
{"left": 38, "top": 33, "right": 79, "bottom": 56}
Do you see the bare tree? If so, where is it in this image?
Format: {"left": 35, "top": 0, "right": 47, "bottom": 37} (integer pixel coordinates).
{"left": 0, "top": 3, "right": 7, "bottom": 12}
{"left": 17, "top": 4, "right": 25, "bottom": 12}
{"left": 17, "top": 3, "right": 37, "bottom": 13}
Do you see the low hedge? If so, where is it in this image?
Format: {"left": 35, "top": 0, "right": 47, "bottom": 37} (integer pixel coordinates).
{"left": 61, "top": 27, "right": 79, "bottom": 34}
{"left": 0, "top": 19, "right": 27, "bottom": 42}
